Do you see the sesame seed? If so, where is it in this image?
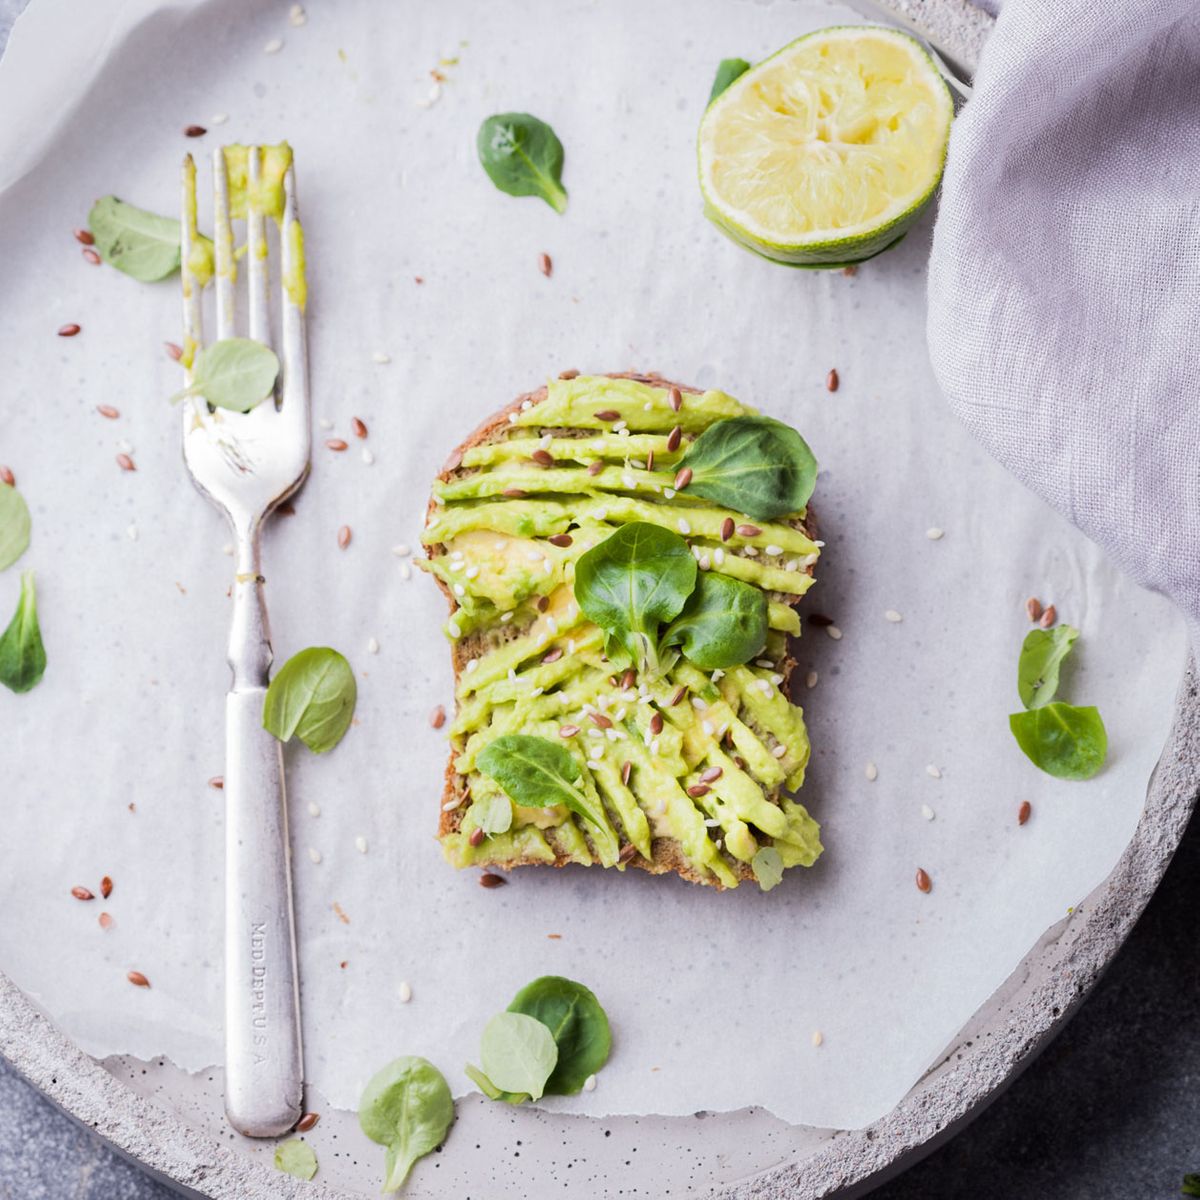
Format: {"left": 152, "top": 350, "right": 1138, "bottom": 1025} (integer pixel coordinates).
{"left": 500, "top": 611, "right": 513, "bottom": 623}
{"left": 926, "top": 764, "right": 942, "bottom": 779}
{"left": 447, "top": 619, "right": 461, "bottom": 638}
{"left": 308, "top": 802, "right": 320, "bottom": 817}
{"left": 318, "top": 417, "right": 334, "bottom": 430}
{"left": 742, "top": 546, "right": 758, "bottom": 557}
{"left": 698, "top": 555, "right": 711, "bottom": 570}
{"left": 701, "top": 720, "right": 714, "bottom": 735}
{"left": 865, "top": 762, "right": 878, "bottom": 782}
{"left": 771, "top": 744, "right": 787, "bottom": 759}
{"left": 442, "top": 798, "right": 462, "bottom": 812}
{"left": 355, "top": 836, "right": 368, "bottom": 854}
{"left": 677, "top": 518, "right": 691, "bottom": 535}
{"left": 765, "top": 544, "right": 783, "bottom": 556}
{"left": 921, "top": 804, "right": 936, "bottom": 821}
{"left": 812, "top": 1030, "right": 824, "bottom": 1047}
{"left": 126, "top": 524, "right": 138, "bottom": 541}
{"left": 264, "top": 37, "right": 283, "bottom": 53}
{"left": 508, "top": 412, "right": 519, "bottom": 424}
{"left": 613, "top": 420, "right": 627, "bottom": 432}
{"left": 586, "top": 759, "right": 602, "bottom": 771}
{"left": 399, "top": 981, "right": 413, "bottom": 1003}
{"left": 399, "top": 563, "right": 412, "bottom": 581}
{"left": 210, "top": 113, "right": 229, "bottom": 125}
{"left": 372, "top": 350, "right": 391, "bottom": 364}
{"left": 704, "top": 818, "right": 720, "bottom": 827}
{"left": 884, "top": 610, "right": 903, "bottom": 623}
{"left": 825, "top": 625, "right": 842, "bottom": 640}
{"left": 691, "top": 696, "right": 707, "bottom": 711}
{"left": 392, "top": 543, "right": 412, "bottom": 557}
{"left": 308, "top": 848, "right": 322, "bottom": 864}
{"left": 926, "top": 527, "right": 944, "bottom": 540}
{"left": 367, "top": 637, "right": 380, "bottom": 654}
{"left": 622, "top": 473, "right": 636, "bottom": 489}
{"left": 521, "top": 399, "right": 533, "bottom": 410}
{"left": 362, "top": 449, "right": 375, "bottom": 465}
{"left": 664, "top": 488, "right": 676, "bottom": 499}
{"left": 583, "top": 1074, "right": 597, "bottom": 1092}
{"left": 454, "top": 584, "right": 465, "bottom": 597}
{"left": 465, "top": 659, "right": 478, "bottom": 673}
{"left": 806, "top": 670, "right": 818, "bottom": 689}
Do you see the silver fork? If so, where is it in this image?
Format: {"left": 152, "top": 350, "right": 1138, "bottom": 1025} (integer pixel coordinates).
{"left": 180, "top": 146, "right": 309, "bottom": 1137}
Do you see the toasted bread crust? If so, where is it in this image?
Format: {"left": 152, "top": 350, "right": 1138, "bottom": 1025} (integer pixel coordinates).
{"left": 425, "top": 372, "right": 815, "bottom": 888}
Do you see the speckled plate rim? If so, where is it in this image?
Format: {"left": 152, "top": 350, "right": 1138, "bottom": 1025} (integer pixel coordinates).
{"left": 9, "top": 3, "right": 1200, "bottom": 1198}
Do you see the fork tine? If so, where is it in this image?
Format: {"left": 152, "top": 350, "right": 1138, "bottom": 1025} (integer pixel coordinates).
{"left": 212, "top": 147, "right": 236, "bottom": 340}
{"left": 246, "top": 147, "right": 271, "bottom": 346}
{"left": 278, "top": 161, "right": 309, "bottom": 434}
{"left": 179, "top": 155, "right": 203, "bottom": 382}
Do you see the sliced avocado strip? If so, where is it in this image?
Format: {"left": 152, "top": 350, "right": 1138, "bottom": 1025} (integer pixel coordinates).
{"left": 723, "top": 664, "right": 812, "bottom": 778}
{"left": 575, "top": 771, "right": 623, "bottom": 867}
{"left": 443, "top": 825, "right": 556, "bottom": 868}
{"left": 774, "top": 798, "right": 823, "bottom": 867}
{"left": 767, "top": 601, "right": 801, "bottom": 634}
{"left": 689, "top": 543, "right": 818, "bottom": 597}
{"left": 590, "top": 757, "right": 653, "bottom": 861}
{"left": 514, "top": 376, "right": 747, "bottom": 434}
{"left": 547, "top": 813, "right": 595, "bottom": 864}
{"left": 425, "top": 497, "right": 574, "bottom": 543}
{"left": 460, "top": 431, "right": 681, "bottom": 470}
{"left": 436, "top": 463, "right": 681, "bottom": 503}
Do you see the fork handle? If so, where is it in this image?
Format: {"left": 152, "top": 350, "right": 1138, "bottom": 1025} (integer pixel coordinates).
{"left": 223, "top": 535, "right": 304, "bottom": 1137}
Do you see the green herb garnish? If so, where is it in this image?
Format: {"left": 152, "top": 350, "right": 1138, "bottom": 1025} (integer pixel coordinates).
{"left": 751, "top": 846, "right": 784, "bottom": 892}
{"left": 573, "top": 522, "right": 696, "bottom": 675}
{"left": 1009, "top": 703, "right": 1107, "bottom": 781}
{"left": 359, "top": 1056, "right": 455, "bottom": 1193}
{"left": 0, "top": 483, "right": 31, "bottom": 572}
{"left": 708, "top": 57, "right": 751, "bottom": 103}
{"left": 262, "top": 646, "right": 356, "bottom": 753}
{"left": 1017, "top": 624, "right": 1078, "bottom": 709}
{"left": 476, "top": 113, "right": 568, "bottom": 214}
{"left": 574, "top": 522, "right": 769, "bottom": 675}
{"left": 0, "top": 570, "right": 46, "bottom": 694}
{"left": 475, "top": 734, "right": 618, "bottom": 860}
{"left": 273, "top": 1139, "right": 318, "bottom": 1181}
{"left": 680, "top": 416, "right": 818, "bottom": 521}
{"left": 467, "top": 976, "right": 612, "bottom": 1104}
{"left": 88, "top": 196, "right": 198, "bottom": 282}
{"left": 168, "top": 338, "right": 280, "bottom": 413}
{"left": 661, "top": 570, "right": 767, "bottom": 671}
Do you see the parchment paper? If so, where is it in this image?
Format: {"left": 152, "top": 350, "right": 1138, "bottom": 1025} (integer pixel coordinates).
{"left": 0, "top": 0, "right": 1185, "bottom": 1130}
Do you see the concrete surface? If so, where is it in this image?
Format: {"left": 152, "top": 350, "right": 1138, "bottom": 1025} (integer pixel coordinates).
{"left": 4, "top": 804, "right": 1199, "bottom": 1199}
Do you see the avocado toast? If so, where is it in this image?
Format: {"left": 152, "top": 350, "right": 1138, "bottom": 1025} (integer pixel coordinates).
{"left": 420, "top": 372, "right": 823, "bottom": 889}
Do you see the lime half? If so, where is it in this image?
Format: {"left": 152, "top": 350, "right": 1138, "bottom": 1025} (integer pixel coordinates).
{"left": 698, "top": 26, "right": 953, "bottom": 267}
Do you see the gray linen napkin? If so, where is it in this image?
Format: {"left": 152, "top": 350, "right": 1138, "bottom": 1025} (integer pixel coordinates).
{"left": 927, "top": 0, "right": 1200, "bottom": 633}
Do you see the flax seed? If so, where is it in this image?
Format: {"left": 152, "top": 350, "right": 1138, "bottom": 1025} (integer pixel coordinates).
{"left": 351, "top": 417, "right": 368, "bottom": 439}
{"left": 1039, "top": 604, "right": 1057, "bottom": 628}
{"left": 82, "top": 247, "right": 101, "bottom": 265}
{"left": 58, "top": 323, "right": 81, "bottom": 337}
{"left": 479, "top": 873, "right": 507, "bottom": 889}
{"left": 649, "top": 711, "right": 664, "bottom": 735}
{"left": 208, "top": 775, "right": 224, "bottom": 789}
{"left": 668, "top": 386, "right": 683, "bottom": 412}
{"left": 116, "top": 453, "right": 136, "bottom": 472}
{"left": 468, "top": 827, "right": 485, "bottom": 847}
{"left": 674, "top": 466, "right": 692, "bottom": 490}
{"left": 589, "top": 712, "right": 613, "bottom": 730}
{"left": 645, "top": 450, "right": 655, "bottom": 472}
{"left": 127, "top": 970, "right": 151, "bottom": 988}
{"left": 736, "top": 524, "right": 761, "bottom": 538}
{"left": 594, "top": 410, "right": 620, "bottom": 421}
{"left": 621, "top": 761, "right": 633, "bottom": 786}
{"left": 531, "top": 449, "right": 554, "bottom": 467}
{"left": 1026, "top": 597, "right": 1042, "bottom": 622}
{"left": 73, "top": 228, "right": 94, "bottom": 245}
{"left": 430, "top": 705, "right": 446, "bottom": 729}
{"left": 98, "top": 912, "right": 114, "bottom": 931}
{"left": 1018, "top": 800, "right": 1032, "bottom": 826}
{"left": 559, "top": 368, "right": 580, "bottom": 380}
{"left": 700, "top": 766, "right": 723, "bottom": 783}
{"left": 826, "top": 368, "right": 839, "bottom": 392}
{"left": 538, "top": 252, "right": 553, "bottom": 277}
{"left": 687, "top": 784, "right": 710, "bottom": 798}
{"left": 0, "top": 467, "right": 13, "bottom": 487}
{"left": 296, "top": 1113, "right": 319, "bottom": 1133}
{"left": 184, "top": 124, "right": 207, "bottom": 137}
{"left": 915, "top": 868, "right": 932, "bottom": 894}
{"left": 100, "top": 876, "right": 113, "bottom": 899}
{"left": 558, "top": 724, "right": 580, "bottom": 738}
{"left": 620, "top": 668, "right": 636, "bottom": 690}
{"left": 337, "top": 525, "right": 352, "bottom": 549}
{"left": 587, "top": 461, "right": 604, "bottom": 476}
{"left": 666, "top": 425, "right": 682, "bottom": 453}
{"left": 537, "top": 595, "right": 550, "bottom": 612}
{"left": 164, "top": 341, "right": 183, "bottom": 361}
{"left": 96, "top": 404, "right": 120, "bottom": 419}
{"left": 548, "top": 533, "right": 573, "bottom": 547}
{"left": 619, "top": 843, "right": 638, "bottom": 863}
{"left": 326, "top": 438, "right": 348, "bottom": 452}
{"left": 71, "top": 886, "right": 94, "bottom": 901}
{"left": 541, "top": 648, "right": 563, "bottom": 664}
{"left": 669, "top": 685, "right": 687, "bottom": 707}
{"left": 501, "top": 487, "right": 529, "bottom": 497}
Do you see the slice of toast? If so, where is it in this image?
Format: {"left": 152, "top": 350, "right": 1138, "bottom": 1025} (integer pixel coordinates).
{"left": 421, "top": 372, "right": 820, "bottom": 889}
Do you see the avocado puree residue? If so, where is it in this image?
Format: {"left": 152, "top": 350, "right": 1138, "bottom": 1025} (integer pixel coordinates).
{"left": 420, "top": 376, "right": 823, "bottom": 888}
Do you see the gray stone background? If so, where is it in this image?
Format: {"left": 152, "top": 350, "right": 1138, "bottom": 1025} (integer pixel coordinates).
{"left": 2, "top": 1, "right": 1196, "bottom": 1196}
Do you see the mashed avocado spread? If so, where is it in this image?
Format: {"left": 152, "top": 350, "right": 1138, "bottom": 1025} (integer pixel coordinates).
{"left": 420, "top": 376, "right": 823, "bottom": 889}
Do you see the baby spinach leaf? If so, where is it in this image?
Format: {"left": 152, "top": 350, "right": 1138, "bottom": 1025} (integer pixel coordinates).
{"left": 476, "top": 113, "right": 568, "bottom": 214}
{"left": 274, "top": 1139, "right": 318, "bottom": 1181}
{"left": 0, "top": 571, "right": 46, "bottom": 694}
{"left": 507, "top": 976, "right": 611, "bottom": 1095}
{"left": 1009, "top": 702, "right": 1107, "bottom": 780}
{"left": 359, "top": 1056, "right": 455, "bottom": 1192}
{"left": 574, "top": 522, "right": 696, "bottom": 675}
{"left": 1017, "top": 624, "right": 1079, "bottom": 709}
{"left": 708, "top": 57, "right": 751, "bottom": 103}
{"left": 262, "top": 647, "right": 356, "bottom": 754}
{"left": 88, "top": 196, "right": 185, "bottom": 282}
{"left": 661, "top": 570, "right": 767, "bottom": 670}
{"left": 479, "top": 1012, "right": 558, "bottom": 1102}
{"left": 471, "top": 791, "right": 513, "bottom": 836}
{"left": 476, "top": 734, "right": 612, "bottom": 849}
{"left": 681, "top": 416, "right": 818, "bottom": 521}
{"left": 168, "top": 338, "right": 279, "bottom": 413}
{"left": 751, "top": 846, "right": 784, "bottom": 892}
{"left": 0, "top": 483, "right": 31, "bottom": 572}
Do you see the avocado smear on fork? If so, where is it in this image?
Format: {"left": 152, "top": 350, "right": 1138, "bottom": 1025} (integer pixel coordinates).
{"left": 420, "top": 376, "right": 822, "bottom": 889}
